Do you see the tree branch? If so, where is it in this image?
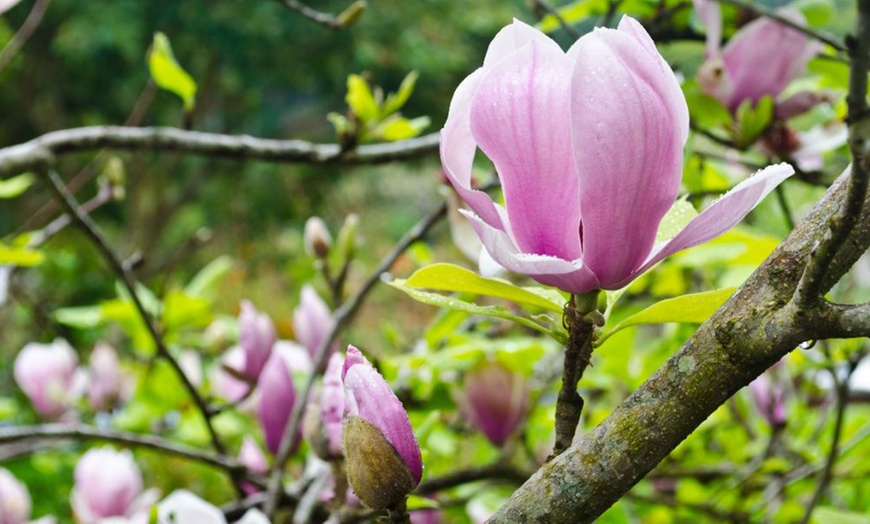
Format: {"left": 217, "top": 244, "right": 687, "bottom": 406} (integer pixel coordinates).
{"left": 0, "top": 126, "right": 441, "bottom": 178}
{"left": 0, "top": 0, "right": 50, "bottom": 75}
{"left": 715, "top": 0, "right": 846, "bottom": 53}
{"left": 272, "top": 0, "right": 365, "bottom": 29}
{"left": 490, "top": 165, "right": 870, "bottom": 522}
{"left": 263, "top": 200, "right": 449, "bottom": 516}
{"left": 0, "top": 424, "right": 242, "bottom": 472}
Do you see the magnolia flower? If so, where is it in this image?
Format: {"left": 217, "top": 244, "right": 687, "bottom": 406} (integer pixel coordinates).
{"left": 293, "top": 285, "right": 336, "bottom": 360}
{"left": 238, "top": 301, "right": 275, "bottom": 380}
{"left": 342, "top": 345, "right": 422, "bottom": 510}
{"left": 212, "top": 346, "right": 251, "bottom": 403}
{"left": 71, "top": 447, "right": 158, "bottom": 524}
{"left": 86, "top": 343, "right": 126, "bottom": 411}
{"left": 14, "top": 339, "right": 80, "bottom": 419}
{"left": 0, "top": 467, "right": 31, "bottom": 524}
{"left": 441, "top": 17, "right": 793, "bottom": 295}
{"left": 257, "top": 351, "right": 298, "bottom": 454}
{"left": 458, "top": 360, "right": 529, "bottom": 447}
{"left": 156, "top": 491, "right": 268, "bottom": 524}
{"left": 695, "top": 3, "right": 819, "bottom": 111}
{"left": 749, "top": 370, "right": 787, "bottom": 427}
{"left": 321, "top": 353, "right": 345, "bottom": 458}
{"left": 238, "top": 437, "right": 268, "bottom": 495}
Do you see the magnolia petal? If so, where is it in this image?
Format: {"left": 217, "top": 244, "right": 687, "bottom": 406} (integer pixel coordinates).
{"left": 257, "top": 352, "right": 296, "bottom": 455}
{"left": 570, "top": 17, "right": 688, "bottom": 287}
{"left": 471, "top": 40, "right": 581, "bottom": 260}
{"left": 483, "top": 18, "right": 562, "bottom": 68}
{"left": 692, "top": 0, "right": 722, "bottom": 57}
{"left": 626, "top": 163, "right": 795, "bottom": 285}
{"left": 462, "top": 211, "right": 600, "bottom": 294}
{"left": 343, "top": 346, "right": 423, "bottom": 484}
{"left": 440, "top": 69, "right": 504, "bottom": 229}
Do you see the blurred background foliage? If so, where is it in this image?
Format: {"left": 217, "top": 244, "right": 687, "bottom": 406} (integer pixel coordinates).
{"left": 1, "top": 0, "right": 869, "bottom": 522}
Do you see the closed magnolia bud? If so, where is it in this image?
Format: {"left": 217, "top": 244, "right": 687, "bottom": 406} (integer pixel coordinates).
{"left": 71, "top": 447, "right": 157, "bottom": 523}
{"left": 321, "top": 353, "right": 345, "bottom": 457}
{"left": 257, "top": 351, "right": 298, "bottom": 454}
{"left": 304, "top": 217, "right": 332, "bottom": 258}
{"left": 238, "top": 301, "right": 276, "bottom": 380}
{"left": 0, "top": 467, "right": 31, "bottom": 524}
{"left": 14, "top": 339, "right": 79, "bottom": 419}
{"left": 86, "top": 342, "right": 124, "bottom": 412}
{"left": 336, "top": 213, "right": 359, "bottom": 262}
{"left": 343, "top": 416, "right": 416, "bottom": 511}
{"left": 293, "top": 285, "right": 335, "bottom": 360}
{"left": 749, "top": 373, "right": 787, "bottom": 428}
{"left": 212, "top": 346, "right": 251, "bottom": 403}
{"left": 459, "top": 360, "right": 529, "bottom": 447}
{"left": 342, "top": 346, "right": 422, "bottom": 509}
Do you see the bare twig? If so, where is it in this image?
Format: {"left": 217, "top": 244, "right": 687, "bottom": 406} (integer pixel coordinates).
{"left": 796, "top": 1, "right": 870, "bottom": 306}
{"left": 0, "top": 423, "right": 242, "bottom": 472}
{"left": 715, "top": 0, "right": 846, "bottom": 53}
{"left": 263, "top": 200, "right": 448, "bottom": 516}
{"left": 0, "top": 0, "right": 50, "bottom": 75}
{"left": 529, "top": 0, "right": 583, "bottom": 40}
{"left": 0, "top": 126, "right": 441, "bottom": 178}
{"left": 273, "top": 0, "right": 365, "bottom": 29}
{"left": 415, "top": 463, "right": 530, "bottom": 494}
{"left": 34, "top": 166, "right": 227, "bottom": 457}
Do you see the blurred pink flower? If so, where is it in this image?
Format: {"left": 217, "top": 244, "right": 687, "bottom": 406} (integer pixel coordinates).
{"left": 440, "top": 17, "right": 793, "bottom": 295}
{"left": 321, "top": 353, "right": 345, "bottom": 457}
{"left": 749, "top": 372, "right": 787, "bottom": 427}
{"left": 86, "top": 343, "right": 127, "bottom": 411}
{"left": 458, "top": 360, "right": 529, "bottom": 447}
{"left": 257, "top": 351, "right": 298, "bottom": 455}
{"left": 212, "top": 346, "right": 252, "bottom": 403}
{"left": 14, "top": 339, "right": 80, "bottom": 419}
{"left": 293, "top": 285, "right": 336, "bottom": 360}
{"left": 0, "top": 467, "right": 31, "bottom": 524}
{"left": 238, "top": 301, "right": 275, "bottom": 380}
{"left": 71, "top": 447, "right": 158, "bottom": 524}
{"left": 238, "top": 437, "right": 268, "bottom": 495}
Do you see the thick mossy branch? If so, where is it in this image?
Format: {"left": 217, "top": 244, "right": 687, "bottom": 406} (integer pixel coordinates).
{"left": 491, "top": 169, "right": 870, "bottom": 523}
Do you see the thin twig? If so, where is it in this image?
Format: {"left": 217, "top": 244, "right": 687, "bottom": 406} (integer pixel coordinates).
{"left": 273, "top": 0, "right": 365, "bottom": 29}
{"left": 0, "top": 423, "right": 241, "bottom": 472}
{"left": 0, "top": 126, "right": 441, "bottom": 178}
{"left": 0, "top": 0, "right": 50, "bottom": 75}
{"left": 799, "top": 354, "right": 862, "bottom": 524}
{"left": 415, "top": 463, "right": 530, "bottom": 494}
{"left": 715, "top": 0, "right": 846, "bottom": 53}
{"left": 34, "top": 166, "right": 227, "bottom": 456}
{"left": 775, "top": 185, "right": 796, "bottom": 230}
{"left": 795, "top": 2, "right": 870, "bottom": 306}
{"left": 263, "top": 200, "right": 448, "bottom": 516}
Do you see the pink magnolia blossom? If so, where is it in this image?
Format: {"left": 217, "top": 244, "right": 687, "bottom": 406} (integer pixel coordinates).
{"left": 238, "top": 301, "right": 276, "bottom": 380}
{"left": 321, "top": 353, "right": 345, "bottom": 457}
{"left": 0, "top": 467, "right": 31, "bottom": 524}
{"left": 458, "top": 360, "right": 529, "bottom": 447}
{"left": 86, "top": 343, "right": 126, "bottom": 411}
{"left": 293, "top": 285, "right": 336, "bottom": 360}
{"left": 441, "top": 17, "right": 794, "bottom": 294}
{"left": 238, "top": 436, "right": 268, "bottom": 495}
{"left": 342, "top": 345, "right": 422, "bottom": 485}
{"left": 257, "top": 351, "right": 298, "bottom": 454}
{"left": 14, "top": 339, "right": 80, "bottom": 419}
{"left": 749, "top": 372, "right": 787, "bottom": 427}
{"left": 71, "top": 447, "right": 158, "bottom": 524}
{"left": 695, "top": 4, "right": 819, "bottom": 111}
{"left": 212, "top": 346, "right": 251, "bottom": 403}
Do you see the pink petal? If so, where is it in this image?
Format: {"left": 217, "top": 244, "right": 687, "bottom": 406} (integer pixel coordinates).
{"left": 462, "top": 211, "right": 600, "bottom": 294}
{"left": 257, "top": 352, "right": 297, "bottom": 455}
{"left": 627, "top": 163, "right": 795, "bottom": 284}
{"left": 692, "top": 0, "right": 722, "bottom": 58}
{"left": 722, "top": 10, "right": 819, "bottom": 110}
{"left": 569, "top": 17, "right": 688, "bottom": 287}
{"left": 482, "top": 18, "right": 562, "bottom": 68}
{"left": 470, "top": 40, "right": 581, "bottom": 260}
{"left": 343, "top": 346, "right": 423, "bottom": 484}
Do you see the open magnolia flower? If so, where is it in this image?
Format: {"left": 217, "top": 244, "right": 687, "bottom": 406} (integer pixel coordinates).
{"left": 440, "top": 16, "right": 794, "bottom": 295}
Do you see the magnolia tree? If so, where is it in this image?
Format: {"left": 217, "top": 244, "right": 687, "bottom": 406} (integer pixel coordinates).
{"left": 0, "top": 0, "right": 868, "bottom": 523}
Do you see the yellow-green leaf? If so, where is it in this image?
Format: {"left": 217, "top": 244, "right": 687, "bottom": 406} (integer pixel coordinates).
{"left": 0, "top": 173, "right": 35, "bottom": 199}
{"left": 346, "top": 74, "right": 378, "bottom": 123}
{"left": 0, "top": 243, "right": 44, "bottom": 266}
{"left": 149, "top": 32, "right": 197, "bottom": 111}
{"left": 382, "top": 71, "right": 418, "bottom": 117}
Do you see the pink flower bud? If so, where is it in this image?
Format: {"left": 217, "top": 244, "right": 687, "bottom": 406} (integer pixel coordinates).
{"left": 293, "top": 286, "right": 336, "bottom": 360}
{"left": 71, "top": 447, "right": 157, "bottom": 523}
{"left": 458, "top": 361, "right": 529, "bottom": 447}
{"left": 238, "top": 301, "right": 276, "bottom": 380}
{"left": 321, "top": 353, "right": 345, "bottom": 457}
{"left": 0, "top": 467, "right": 31, "bottom": 524}
{"left": 212, "top": 346, "right": 251, "bottom": 403}
{"left": 342, "top": 345, "right": 422, "bottom": 509}
{"left": 238, "top": 437, "right": 268, "bottom": 495}
{"left": 14, "top": 339, "right": 79, "bottom": 419}
{"left": 304, "top": 216, "right": 333, "bottom": 258}
{"left": 749, "top": 373, "right": 787, "bottom": 427}
{"left": 257, "top": 351, "right": 298, "bottom": 455}
{"left": 440, "top": 17, "right": 794, "bottom": 295}
{"left": 86, "top": 343, "right": 124, "bottom": 411}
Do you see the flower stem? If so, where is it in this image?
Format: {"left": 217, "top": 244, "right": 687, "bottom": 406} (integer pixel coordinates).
{"left": 552, "top": 292, "right": 601, "bottom": 458}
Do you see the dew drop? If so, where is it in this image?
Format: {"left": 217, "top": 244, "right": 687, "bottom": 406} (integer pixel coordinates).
{"left": 798, "top": 340, "right": 817, "bottom": 350}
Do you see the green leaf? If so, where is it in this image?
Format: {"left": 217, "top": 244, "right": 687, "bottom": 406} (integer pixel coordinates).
{"left": 185, "top": 255, "right": 233, "bottom": 300}
{"left": 376, "top": 115, "right": 431, "bottom": 141}
{"left": 53, "top": 305, "right": 104, "bottom": 328}
{"left": 537, "top": 0, "right": 609, "bottom": 33}
{"left": 735, "top": 96, "right": 774, "bottom": 147}
{"left": 0, "top": 173, "right": 35, "bottom": 199}
{"left": 399, "top": 263, "right": 564, "bottom": 313}
{"left": 388, "top": 282, "right": 565, "bottom": 342}
{"left": 163, "top": 289, "right": 212, "bottom": 332}
{"left": 655, "top": 197, "right": 698, "bottom": 243}
{"left": 597, "top": 287, "right": 736, "bottom": 346}
{"left": 0, "top": 243, "right": 44, "bottom": 266}
{"left": 149, "top": 32, "right": 197, "bottom": 111}
{"left": 382, "top": 71, "right": 419, "bottom": 117}
{"left": 683, "top": 78, "right": 732, "bottom": 130}
{"left": 808, "top": 57, "right": 850, "bottom": 90}
{"left": 346, "top": 74, "right": 379, "bottom": 123}
{"left": 810, "top": 507, "right": 870, "bottom": 524}
{"left": 792, "top": 0, "right": 833, "bottom": 26}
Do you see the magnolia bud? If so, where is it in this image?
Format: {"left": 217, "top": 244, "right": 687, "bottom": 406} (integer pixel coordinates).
{"left": 211, "top": 346, "right": 250, "bottom": 403}
{"left": 14, "top": 339, "right": 79, "bottom": 419}
{"left": 342, "top": 346, "right": 422, "bottom": 510}
{"left": 257, "top": 351, "right": 298, "bottom": 454}
{"left": 303, "top": 354, "right": 345, "bottom": 461}
{"left": 71, "top": 447, "right": 157, "bottom": 523}
{"left": 293, "top": 285, "right": 335, "bottom": 360}
{"left": 749, "top": 373, "right": 787, "bottom": 428}
{"left": 458, "top": 360, "right": 529, "bottom": 447}
{"left": 0, "top": 467, "right": 31, "bottom": 524}
{"left": 238, "top": 301, "right": 276, "bottom": 380}
{"left": 86, "top": 342, "right": 124, "bottom": 412}
{"left": 304, "top": 217, "right": 333, "bottom": 258}
{"left": 336, "top": 214, "right": 359, "bottom": 262}
{"left": 238, "top": 437, "right": 268, "bottom": 495}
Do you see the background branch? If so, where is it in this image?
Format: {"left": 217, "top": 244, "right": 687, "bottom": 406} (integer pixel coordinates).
{"left": 0, "top": 0, "right": 50, "bottom": 75}
{"left": 273, "top": 0, "right": 365, "bottom": 29}
{"left": 715, "top": 0, "right": 846, "bottom": 52}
